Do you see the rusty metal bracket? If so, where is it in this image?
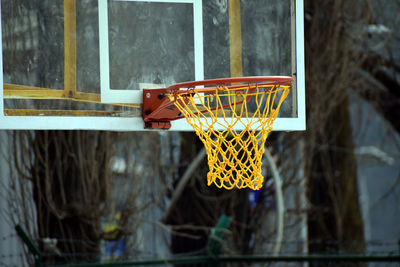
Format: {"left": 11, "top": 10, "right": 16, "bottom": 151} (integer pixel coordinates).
{"left": 142, "top": 88, "right": 185, "bottom": 129}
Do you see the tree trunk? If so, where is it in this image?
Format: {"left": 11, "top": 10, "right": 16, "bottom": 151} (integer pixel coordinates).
{"left": 307, "top": 96, "right": 365, "bottom": 255}
{"left": 31, "top": 131, "right": 113, "bottom": 264}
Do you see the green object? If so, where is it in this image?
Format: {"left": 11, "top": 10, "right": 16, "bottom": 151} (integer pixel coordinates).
{"left": 206, "top": 214, "right": 232, "bottom": 258}
{"left": 15, "top": 224, "right": 42, "bottom": 267}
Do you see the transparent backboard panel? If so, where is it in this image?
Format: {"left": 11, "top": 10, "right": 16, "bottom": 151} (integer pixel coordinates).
{"left": 1, "top": 0, "right": 140, "bottom": 117}
{"left": 108, "top": 1, "right": 195, "bottom": 91}
{"left": 0, "top": 0, "right": 305, "bottom": 130}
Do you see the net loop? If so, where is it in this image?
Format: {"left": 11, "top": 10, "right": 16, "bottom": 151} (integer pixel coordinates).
{"left": 171, "top": 77, "right": 292, "bottom": 190}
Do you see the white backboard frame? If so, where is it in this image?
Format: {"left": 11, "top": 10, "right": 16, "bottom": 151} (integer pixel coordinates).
{"left": 99, "top": 0, "right": 204, "bottom": 103}
{"left": 0, "top": 0, "right": 305, "bottom": 131}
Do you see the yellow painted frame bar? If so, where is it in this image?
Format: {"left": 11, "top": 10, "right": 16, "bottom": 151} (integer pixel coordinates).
{"left": 4, "top": 84, "right": 65, "bottom": 99}
{"left": 4, "top": 84, "right": 140, "bottom": 108}
{"left": 229, "top": 0, "right": 243, "bottom": 77}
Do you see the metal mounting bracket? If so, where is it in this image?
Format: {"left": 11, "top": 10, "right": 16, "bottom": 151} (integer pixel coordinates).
{"left": 142, "top": 88, "right": 185, "bottom": 129}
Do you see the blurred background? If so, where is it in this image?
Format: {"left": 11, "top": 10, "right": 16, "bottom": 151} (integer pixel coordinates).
{"left": 1, "top": 0, "right": 399, "bottom": 266}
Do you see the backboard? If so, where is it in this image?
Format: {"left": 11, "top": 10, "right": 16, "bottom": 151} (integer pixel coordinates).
{"left": 0, "top": 0, "right": 305, "bottom": 131}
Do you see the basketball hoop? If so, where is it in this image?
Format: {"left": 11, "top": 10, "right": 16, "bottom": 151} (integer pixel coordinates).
{"left": 142, "top": 76, "right": 292, "bottom": 190}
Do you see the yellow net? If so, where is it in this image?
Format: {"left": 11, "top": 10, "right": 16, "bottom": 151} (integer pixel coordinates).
{"left": 171, "top": 79, "right": 291, "bottom": 190}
